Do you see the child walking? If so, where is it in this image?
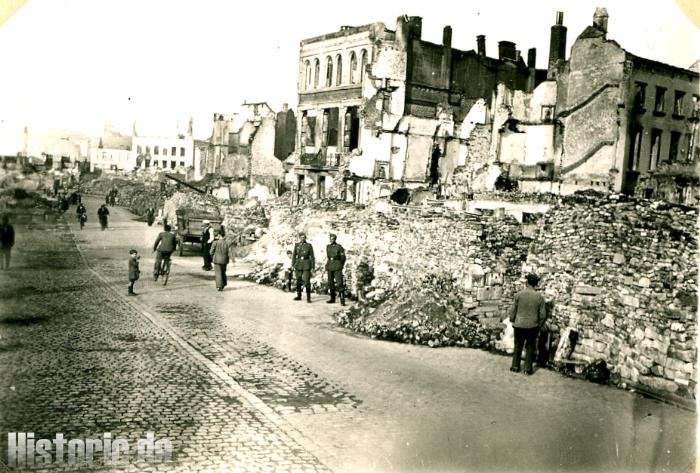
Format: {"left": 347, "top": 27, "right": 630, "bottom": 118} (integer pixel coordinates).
{"left": 128, "top": 249, "right": 140, "bottom": 295}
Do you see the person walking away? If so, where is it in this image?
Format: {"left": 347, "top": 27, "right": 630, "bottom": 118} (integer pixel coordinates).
{"left": 510, "top": 273, "right": 547, "bottom": 375}
{"left": 325, "top": 233, "right": 347, "bottom": 306}
{"left": 209, "top": 230, "right": 231, "bottom": 291}
{"left": 292, "top": 232, "right": 315, "bottom": 303}
{"left": 97, "top": 204, "right": 110, "bottom": 230}
{"left": 153, "top": 224, "right": 177, "bottom": 281}
{"left": 146, "top": 207, "right": 155, "bottom": 226}
{"left": 76, "top": 202, "right": 87, "bottom": 229}
{"left": 128, "top": 249, "right": 140, "bottom": 295}
{"left": 0, "top": 215, "right": 15, "bottom": 270}
{"left": 201, "top": 220, "right": 214, "bottom": 271}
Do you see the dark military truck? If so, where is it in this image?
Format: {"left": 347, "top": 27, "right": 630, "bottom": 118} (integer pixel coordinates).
{"left": 175, "top": 208, "right": 223, "bottom": 256}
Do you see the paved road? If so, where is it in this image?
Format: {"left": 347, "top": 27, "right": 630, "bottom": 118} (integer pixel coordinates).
{"left": 1, "top": 196, "right": 697, "bottom": 473}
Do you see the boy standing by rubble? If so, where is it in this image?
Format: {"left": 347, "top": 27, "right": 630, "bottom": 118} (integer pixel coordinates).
{"left": 128, "top": 249, "right": 140, "bottom": 296}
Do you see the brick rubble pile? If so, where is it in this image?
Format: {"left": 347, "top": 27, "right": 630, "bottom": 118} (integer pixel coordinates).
{"left": 526, "top": 193, "right": 697, "bottom": 397}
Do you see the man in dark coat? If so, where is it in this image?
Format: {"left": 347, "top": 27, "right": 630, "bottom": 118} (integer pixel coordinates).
{"left": 97, "top": 204, "right": 110, "bottom": 230}
{"left": 292, "top": 232, "right": 315, "bottom": 303}
{"left": 0, "top": 215, "right": 15, "bottom": 270}
{"left": 146, "top": 207, "right": 155, "bottom": 226}
{"left": 325, "top": 233, "right": 346, "bottom": 306}
{"left": 201, "top": 220, "right": 214, "bottom": 271}
{"left": 509, "top": 273, "right": 547, "bottom": 375}
{"left": 153, "top": 224, "right": 178, "bottom": 280}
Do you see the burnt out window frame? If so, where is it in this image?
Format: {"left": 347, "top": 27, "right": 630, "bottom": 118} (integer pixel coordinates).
{"left": 360, "top": 49, "right": 368, "bottom": 83}
{"left": 673, "top": 90, "right": 686, "bottom": 117}
{"left": 649, "top": 128, "right": 662, "bottom": 170}
{"left": 335, "top": 54, "right": 343, "bottom": 86}
{"left": 634, "top": 81, "right": 647, "bottom": 112}
{"left": 669, "top": 131, "right": 681, "bottom": 164}
{"left": 313, "top": 59, "right": 320, "bottom": 89}
{"left": 349, "top": 51, "right": 358, "bottom": 84}
{"left": 304, "top": 60, "right": 311, "bottom": 91}
{"left": 325, "top": 56, "right": 333, "bottom": 88}
{"left": 654, "top": 86, "right": 667, "bottom": 115}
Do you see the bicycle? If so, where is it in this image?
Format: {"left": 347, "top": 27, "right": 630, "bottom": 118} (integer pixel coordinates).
{"left": 154, "top": 253, "right": 172, "bottom": 286}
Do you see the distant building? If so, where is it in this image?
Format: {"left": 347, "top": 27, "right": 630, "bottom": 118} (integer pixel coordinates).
{"left": 132, "top": 118, "right": 197, "bottom": 176}
{"left": 292, "top": 15, "right": 545, "bottom": 204}
{"left": 89, "top": 121, "right": 132, "bottom": 172}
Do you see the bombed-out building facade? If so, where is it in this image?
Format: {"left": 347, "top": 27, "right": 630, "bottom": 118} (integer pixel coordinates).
{"left": 291, "top": 15, "right": 546, "bottom": 205}
{"left": 291, "top": 9, "right": 700, "bottom": 207}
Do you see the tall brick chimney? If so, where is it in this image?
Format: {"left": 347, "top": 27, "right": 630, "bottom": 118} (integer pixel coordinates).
{"left": 548, "top": 11, "right": 567, "bottom": 78}
{"left": 527, "top": 48, "right": 536, "bottom": 68}
{"left": 443, "top": 26, "right": 452, "bottom": 89}
{"left": 477, "top": 35, "right": 486, "bottom": 56}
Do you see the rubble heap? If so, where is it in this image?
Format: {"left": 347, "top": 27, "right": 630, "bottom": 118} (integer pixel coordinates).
{"left": 527, "top": 194, "right": 698, "bottom": 397}
{"left": 86, "top": 176, "right": 171, "bottom": 216}
{"left": 335, "top": 273, "right": 491, "bottom": 348}
{"left": 220, "top": 201, "right": 269, "bottom": 243}
{"left": 162, "top": 191, "right": 221, "bottom": 224}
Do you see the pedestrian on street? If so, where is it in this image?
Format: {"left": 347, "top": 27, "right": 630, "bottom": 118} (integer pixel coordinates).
{"left": 292, "top": 232, "right": 315, "bottom": 303}
{"left": 283, "top": 249, "right": 294, "bottom": 292}
{"left": 209, "top": 229, "right": 231, "bottom": 291}
{"left": 97, "top": 204, "right": 110, "bottom": 230}
{"left": 0, "top": 215, "right": 15, "bottom": 270}
{"left": 201, "top": 220, "right": 214, "bottom": 271}
{"left": 153, "top": 224, "right": 177, "bottom": 281}
{"left": 146, "top": 207, "right": 155, "bottom": 227}
{"left": 128, "top": 249, "right": 140, "bottom": 295}
{"left": 76, "top": 202, "right": 87, "bottom": 229}
{"left": 510, "top": 273, "right": 547, "bottom": 375}
{"left": 325, "top": 233, "right": 346, "bottom": 306}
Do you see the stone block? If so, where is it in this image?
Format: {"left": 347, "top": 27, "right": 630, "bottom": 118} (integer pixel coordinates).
{"left": 613, "top": 253, "right": 626, "bottom": 264}
{"left": 672, "top": 349, "right": 695, "bottom": 363}
{"left": 644, "top": 327, "right": 658, "bottom": 340}
{"left": 638, "top": 375, "right": 679, "bottom": 393}
{"left": 633, "top": 328, "right": 645, "bottom": 341}
{"left": 651, "top": 365, "right": 664, "bottom": 376}
{"left": 639, "top": 355, "right": 654, "bottom": 369}
{"left": 601, "top": 313, "right": 615, "bottom": 328}
{"left": 574, "top": 285, "right": 603, "bottom": 295}
{"left": 637, "top": 277, "right": 651, "bottom": 288}
{"left": 682, "top": 362, "right": 695, "bottom": 375}
{"left": 623, "top": 296, "right": 640, "bottom": 308}
{"left": 670, "top": 322, "right": 686, "bottom": 332}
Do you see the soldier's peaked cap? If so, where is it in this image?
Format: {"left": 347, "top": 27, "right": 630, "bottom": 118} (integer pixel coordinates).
{"left": 329, "top": 233, "right": 337, "bottom": 238}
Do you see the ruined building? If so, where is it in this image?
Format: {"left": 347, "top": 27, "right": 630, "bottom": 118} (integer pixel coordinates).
{"left": 291, "top": 15, "right": 546, "bottom": 204}
{"left": 203, "top": 102, "right": 295, "bottom": 199}
{"left": 494, "top": 9, "right": 700, "bottom": 205}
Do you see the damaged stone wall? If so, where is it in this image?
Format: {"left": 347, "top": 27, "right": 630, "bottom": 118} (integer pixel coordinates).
{"left": 526, "top": 195, "right": 697, "bottom": 397}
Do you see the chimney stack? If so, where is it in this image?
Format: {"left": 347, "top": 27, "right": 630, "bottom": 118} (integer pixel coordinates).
{"left": 477, "top": 35, "right": 486, "bottom": 56}
{"left": 527, "top": 48, "right": 537, "bottom": 68}
{"left": 548, "top": 11, "right": 567, "bottom": 78}
{"left": 498, "top": 41, "right": 516, "bottom": 61}
{"left": 408, "top": 16, "right": 422, "bottom": 39}
{"left": 442, "top": 26, "right": 453, "bottom": 89}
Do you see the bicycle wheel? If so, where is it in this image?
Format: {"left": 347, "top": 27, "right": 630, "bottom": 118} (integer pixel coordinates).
{"left": 163, "top": 260, "right": 170, "bottom": 286}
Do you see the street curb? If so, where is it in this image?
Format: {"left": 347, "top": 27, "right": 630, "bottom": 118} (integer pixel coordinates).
{"left": 64, "top": 216, "right": 331, "bottom": 470}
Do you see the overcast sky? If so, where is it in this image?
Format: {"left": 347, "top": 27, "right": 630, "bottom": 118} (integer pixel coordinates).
{"left": 0, "top": 0, "right": 698, "bottom": 152}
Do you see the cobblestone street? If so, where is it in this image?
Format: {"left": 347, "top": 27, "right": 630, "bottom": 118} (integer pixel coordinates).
{"left": 0, "top": 197, "right": 697, "bottom": 473}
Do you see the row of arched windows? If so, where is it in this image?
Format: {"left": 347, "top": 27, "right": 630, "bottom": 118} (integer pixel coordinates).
{"left": 303, "top": 49, "right": 369, "bottom": 91}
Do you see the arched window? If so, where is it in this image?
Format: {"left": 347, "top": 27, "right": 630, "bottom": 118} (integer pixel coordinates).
{"left": 349, "top": 51, "right": 357, "bottom": 84}
{"left": 325, "top": 56, "right": 333, "bottom": 88}
{"left": 335, "top": 54, "right": 343, "bottom": 86}
{"left": 304, "top": 60, "right": 311, "bottom": 91}
{"left": 360, "top": 49, "right": 368, "bottom": 83}
{"left": 313, "top": 59, "right": 320, "bottom": 89}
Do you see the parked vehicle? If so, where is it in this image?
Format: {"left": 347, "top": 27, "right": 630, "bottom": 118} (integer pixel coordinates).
{"left": 175, "top": 208, "right": 223, "bottom": 256}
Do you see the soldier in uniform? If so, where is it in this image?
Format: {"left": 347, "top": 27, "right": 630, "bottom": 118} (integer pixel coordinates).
{"left": 292, "top": 232, "right": 315, "bottom": 303}
{"left": 325, "top": 233, "right": 346, "bottom": 306}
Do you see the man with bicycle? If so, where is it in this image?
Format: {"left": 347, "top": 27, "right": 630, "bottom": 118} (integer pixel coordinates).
{"left": 153, "top": 224, "right": 177, "bottom": 281}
